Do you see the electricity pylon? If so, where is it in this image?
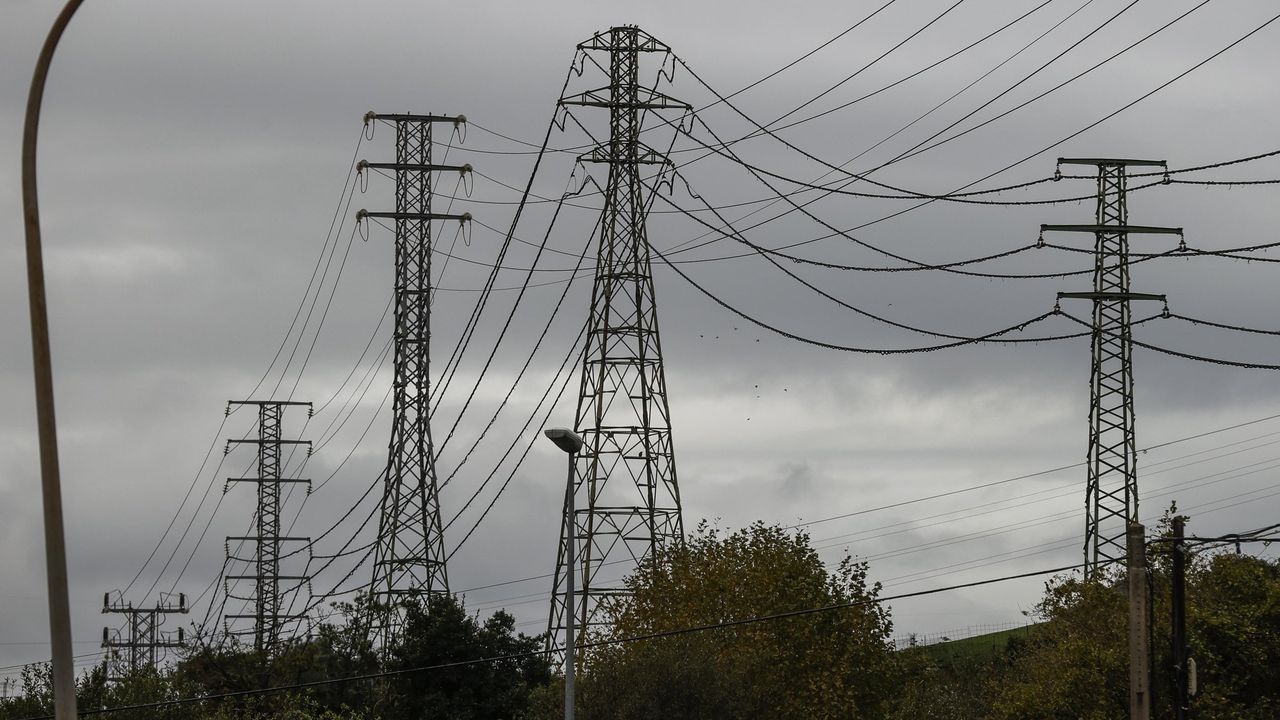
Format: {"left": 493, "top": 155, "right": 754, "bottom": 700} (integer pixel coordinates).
{"left": 1044, "top": 158, "right": 1180, "bottom": 578}
{"left": 223, "top": 400, "right": 312, "bottom": 655}
{"left": 357, "top": 112, "right": 471, "bottom": 649}
{"left": 548, "top": 26, "right": 690, "bottom": 652}
{"left": 101, "top": 591, "right": 186, "bottom": 681}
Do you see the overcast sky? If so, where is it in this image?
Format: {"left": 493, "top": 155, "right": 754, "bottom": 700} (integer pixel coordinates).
{"left": 5, "top": 0, "right": 1280, "bottom": 680}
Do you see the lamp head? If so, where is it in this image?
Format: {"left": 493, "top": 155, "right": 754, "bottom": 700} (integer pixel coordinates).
{"left": 544, "top": 427, "right": 584, "bottom": 454}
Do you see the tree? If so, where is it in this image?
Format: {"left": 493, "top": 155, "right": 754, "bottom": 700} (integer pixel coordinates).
{"left": 570, "top": 521, "right": 898, "bottom": 720}
{"left": 0, "top": 594, "right": 549, "bottom": 720}
{"left": 982, "top": 513, "right": 1280, "bottom": 720}
{"left": 381, "top": 594, "right": 551, "bottom": 720}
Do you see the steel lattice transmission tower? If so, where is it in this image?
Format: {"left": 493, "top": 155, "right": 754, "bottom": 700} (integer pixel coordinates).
{"left": 548, "top": 26, "right": 691, "bottom": 651}
{"left": 1044, "top": 158, "right": 1180, "bottom": 578}
{"left": 223, "top": 400, "right": 312, "bottom": 655}
{"left": 357, "top": 112, "right": 471, "bottom": 648}
{"left": 101, "top": 592, "right": 186, "bottom": 681}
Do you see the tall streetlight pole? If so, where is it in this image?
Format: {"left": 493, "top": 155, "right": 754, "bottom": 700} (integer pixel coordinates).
{"left": 23, "top": 2, "right": 87, "bottom": 718}
{"left": 544, "top": 427, "right": 583, "bottom": 720}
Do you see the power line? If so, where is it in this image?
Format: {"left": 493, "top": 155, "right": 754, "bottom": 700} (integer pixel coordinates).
{"left": 444, "top": 411, "right": 1280, "bottom": 600}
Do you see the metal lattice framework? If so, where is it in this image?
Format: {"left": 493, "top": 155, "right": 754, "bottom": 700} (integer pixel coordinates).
{"left": 223, "top": 400, "right": 312, "bottom": 654}
{"left": 548, "top": 26, "right": 691, "bottom": 651}
{"left": 101, "top": 592, "right": 186, "bottom": 681}
{"left": 360, "top": 113, "right": 470, "bottom": 649}
{"left": 1046, "top": 158, "right": 1179, "bottom": 578}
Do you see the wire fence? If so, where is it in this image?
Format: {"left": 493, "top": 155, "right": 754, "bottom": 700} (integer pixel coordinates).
{"left": 892, "top": 621, "right": 1034, "bottom": 650}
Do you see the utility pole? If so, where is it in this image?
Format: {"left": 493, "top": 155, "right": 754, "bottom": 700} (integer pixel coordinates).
{"left": 548, "top": 26, "right": 691, "bottom": 652}
{"left": 101, "top": 592, "right": 186, "bottom": 682}
{"left": 1171, "top": 515, "right": 1189, "bottom": 720}
{"left": 1127, "top": 522, "right": 1151, "bottom": 720}
{"left": 223, "top": 400, "right": 312, "bottom": 656}
{"left": 357, "top": 112, "right": 471, "bottom": 650}
{"left": 1044, "top": 157, "right": 1181, "bottom": 578}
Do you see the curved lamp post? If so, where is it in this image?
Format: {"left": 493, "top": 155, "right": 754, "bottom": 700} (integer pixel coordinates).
{"left": 23, "top": 1, "right": 87, "bottom": 718}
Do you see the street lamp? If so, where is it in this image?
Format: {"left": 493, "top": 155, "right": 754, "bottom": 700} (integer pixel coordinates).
{"left": 543, "top": 427, "right": 582, "bottom": 720}
{"left": 24, "top": 3, "right": 89, "bottom": 718}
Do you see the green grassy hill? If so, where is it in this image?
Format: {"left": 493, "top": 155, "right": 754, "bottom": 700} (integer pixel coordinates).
{"left": 918, "top": 624, "right": 1037, "bottom": 667}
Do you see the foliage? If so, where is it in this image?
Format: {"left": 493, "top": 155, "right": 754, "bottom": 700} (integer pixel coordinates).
{"left": 382, "top": 595, "right": 551, "bottom": 720}
{"left": 0, "top": 593, "right": 549, "bottom": 720}
{"left": 980, "top": 513, "right": 1280, "bottom": 720}
{"left": 566, "top": 520, "right": 899, "bottom": 720}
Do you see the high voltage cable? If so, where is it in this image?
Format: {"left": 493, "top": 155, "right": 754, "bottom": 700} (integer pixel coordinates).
{"left": 657, "top": 158, "right": 1280, "bottom": 266}
{"left": 240, "top": 130, "right": 365, "bottom": 402}
{"left": 874, "top": 0, "right": 1206, "bottom": 171}
{"left": 748, "top": 0, "right": 974, "bottom": 131}
{"left": 1167, "top": 312, "right": 1280, "bottom": 337}
{"left": 1059, "top": 311, "right": 1280, "bottom": 370}
{"left": 648, "top": 241, "right": 1074, "bottom": 353}
{"left": 661, "top": 112, "right": 1070, "bottom": 277}
{"left": 143, "top": 155, "right": 373, "bottom": 616}
{"left": 660, "top": 0, "right": 1144, "bottom": 206}
{"left": 671, "top": 0, "right": 1211, "bottom": 211}
{"left": 280, "top": 224, "right": 361, "bottom": 402}
{"left": 18, "top": 564, "right": 1083, "bottom": 719}
{"left": 715, "top": 0, "right": 1062, "bottom": 150}
{"left": 453, "top": 0, "right": 901, "bottom": 161}
{"left": 312, "top": 297, "right": 393, "bottom": 416}
{"left": 479, "top": 464, "right": 1280, "bottom": 618}
{"left": 1045, "top": 238, "right": 1280, "bottom": 260}
{"left": 444, "top": 326, "right": 588, "bottom": 559}
{"left": 649, "top": 172, "right": 1104, "bottom": 342}
{"left": 565, "top": 105, "right": 1065, "bottom": 280}
{"left": 653, "top": 169, "right": 1170, "bottom": 290}
{"left": 430, "top": 183, "right": 577, "bottom": 460}
{"left": 666, "top": 7, "right": 1280, "bottom": 269}
{"left": 427, "top": 64, "right": 579, "bottom": 419}
{"left": 834, "top": 9, "right": 1280, "bottom": 235}
{"left": 452, "top": 0, "right": 902, "bottom": 158}
{"left": 443, "top": 411, "right": 1280, "bottom": 598}
{"left": 268, "top": 181, "right": 361, "bottom": 402}
{"left": 812, "top": 433, "right": 1280, "bottom": 549}
{"left": 465, "top": 446, "right": 1280, "bottom": 615}
{"left": 826, "top": 463, "right": 1280, "bottom": 564}
{"left": 435, "top": 211, "right": 597, "bottom": 489}
{"left": 429, "top": 60, "right": 677, "bottom": 483}
{"left": 834, "top": 0, "right": 1101, "bottom": 180}
{"left": 875, "top": 478, "right": 1280, "bottom": 587}
{"left": 468, "top": 0, "right": 1070, "bottom": 203}
{"left": 198, "top": 58, "right": 586, "bottom": 641}
{"left": 118, "top": 128, "right": 366, "bottom": 598}
{"left": 659, "top": 27, "right": 1212, "bottom": 276}
{"left": 311, "top": 336, "right": 394, "bottom": 451}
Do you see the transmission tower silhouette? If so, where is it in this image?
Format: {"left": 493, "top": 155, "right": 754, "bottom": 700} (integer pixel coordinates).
{"left": 101, "top": 591, "right": 186, "bottom": 681}
{"left": 1044, "top": 158, "right": 1180, "bottom": 578}
{"left": 357, "top": 112, "right": 471, "bottom": 648}
{"left": 222, "top": 399, "right": 313, "bottom": 655}
{"left": 548, "top": 26, "right": 691, "bottom": 651}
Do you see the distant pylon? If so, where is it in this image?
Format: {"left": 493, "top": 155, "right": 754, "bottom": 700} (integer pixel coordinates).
{"left": 101, "top": 591, "right": 186, "bottom": 681}
{"left": 222, "top": 399, "right": 313, "bottom": 655}
{"left": 357, "top": 112, "right": 471, "bottom": 649}
{"left": 1044, "top": 157, "right": 1181, "bottom": 578}
{"left": 548, "top": 26, "right": 691, "bottom": 652}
